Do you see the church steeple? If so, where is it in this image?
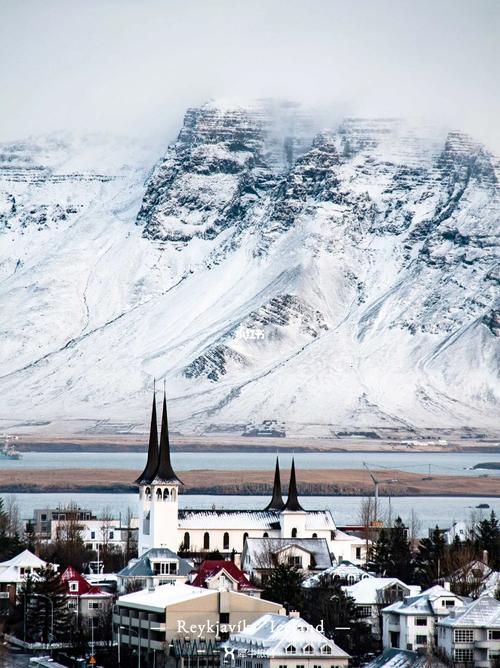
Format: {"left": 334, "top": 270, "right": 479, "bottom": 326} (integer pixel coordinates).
{"left": 135, "top": 389, "right": 159, "bottom": 485}
{"left": 264, "top": 456, "right": 286, "bottom": 511}
{"left": 151, "top": 390, "right": 183, "bottom": 485}
{"left": 283, "top": 458, "right": 304, "bottom": 511}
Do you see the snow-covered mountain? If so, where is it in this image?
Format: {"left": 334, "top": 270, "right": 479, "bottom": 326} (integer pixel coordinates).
{"left": 0, "top": 100, "right": 498, "bottom": 434}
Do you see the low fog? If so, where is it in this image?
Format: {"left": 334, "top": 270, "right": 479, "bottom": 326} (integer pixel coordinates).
{"left": 0, "top": 0, "right": 498, "bottom": 148}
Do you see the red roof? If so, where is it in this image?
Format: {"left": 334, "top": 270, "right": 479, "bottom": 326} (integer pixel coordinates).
{"left": 60, "top": 566, "right": 110, "bottom": 597}
{"left": 190, "top": 560, "right": 256, "bottom": 590}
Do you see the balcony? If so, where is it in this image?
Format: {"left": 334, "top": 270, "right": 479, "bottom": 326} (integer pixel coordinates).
{"left": 474, "top": 640, "right": 492, "bottom": 649}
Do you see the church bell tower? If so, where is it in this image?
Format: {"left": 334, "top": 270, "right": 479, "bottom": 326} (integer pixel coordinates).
{"left": 136, "top": 386, "right": 182, "bottom": 554}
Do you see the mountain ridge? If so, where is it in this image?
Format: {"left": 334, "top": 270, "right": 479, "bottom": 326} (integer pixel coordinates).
{"left": 0, "top": 101, "right": 498, "bottom": 433}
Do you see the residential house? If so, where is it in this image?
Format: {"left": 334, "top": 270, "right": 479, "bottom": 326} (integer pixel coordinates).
{"left": 437, "top": 595, "right": 500, "bottom": 667}
{"left": 382, "top": 584, "right": 465, "bottom": 652}
{"left": 59, "top": 566, "right": 113, "bottom": 630}
{"left": 241, "top": 538, "right": 332, "bottom": 585}
{"left": 303, "top": 560, "right": 373, "bottom": 588}
{"left": 221, "top": 611, "right": 350, "bottom": 668}
{"left": 117, "top": 548, "right": 192, "bottom": 593}
{"left": 189, "top": 560, "right": 261, "bottom": 597}
{"left": 0, "top": 549, "right": 55, "bottom": 604}
{"left": 344, "top": 577, "right": 421, "bottom": 637}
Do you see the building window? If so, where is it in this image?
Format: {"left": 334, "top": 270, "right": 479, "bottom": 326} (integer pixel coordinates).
{"left": 288, "top": 556, "right": 302, "bottom": 568}
{"left": 415, "top": 618, "right": 427, "bottom": 626}
{"left": 88, "top": 601, "right": 102, "bottom": 610}
{"left": 183, "top": 532, "right": 190, "bottom": 550}
{"left": 443, "top": 599, "right": 455, "bottom": 607}
{"left": 156, "top": 488, "right": 162, "bottom": 500}
{"left": 223, "top": 532, "right": 230, "bottom": 550}
{"left": 69, "top": 581, "right": 78, "bottom": 592}
{"left": 296, "top": 665, "right": 305, "bottom": 668}
{"left": 204, "top": 532, "right": 210, "bottom": 550}
{"left": 285, "top": 645, "right": 296, "bottom": 654}
{"left": 163, "top": 488, "right": 169, "bottom": 500}
{"left": 303, "top": 645, "right": 314, "bottom": 654}
{"left": 358, "top": 606, "right": 372, "bottom": 618}
{"left": 454, "top": 629, "right": 473, "bottom": 643}
{"left": 355, "top": 547, "right": 362, "bottom": 559}
{"left": 243, "top": 532, "right": 248, "bottom": 547}
{"left": 67, "top": 600, "right": 77, "bottom": 609}
{"left": 489, "top": 630, "right": 500, "bottom": 640}
{"left": 145, "top": 487, "right": 151, "bottom": 499}
{"left": 91, "top": 531, "right": 95, "bottom": 540}
{"left": 415, "top": 635, "right": 427, "bottom": 645}
{"left": 263, "top": 532, "right": 268, "bottom": 537}
{"left": 454, "top": 649, "right": 473, "bottom": 662}
{"left": 291, "top": 528, "right": 298, "bottom": 538}
{"left": 321, "top": 645, "right": 332, "bottom": 655}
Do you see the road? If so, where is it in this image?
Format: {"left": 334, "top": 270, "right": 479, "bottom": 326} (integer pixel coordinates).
{"left": 0, "top": 644, "right": 31, "bottom": 667}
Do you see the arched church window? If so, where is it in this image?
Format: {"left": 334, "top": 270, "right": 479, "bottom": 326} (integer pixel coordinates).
{"left": 312, "top": 532, "right": 317, "bottom": 538}
{"left": 145, "top": 487, "right": 151, "bottom": 499}
{"left": 163, "top": 488, "right": 170, "bottom": 500}
{"left": 223, "top": 532, "right": 230, "bottom": 550}
{"left": 183, "top": 532, "right": 190, "bottom": 550}
{"left": 291, "top": 527, "right": 298, "bottom": 538}
{"left": 243, "top": 532, "right": 249, "bottom": 547}
{"left": 171, "top": 489, "right": 176, "bottom": 501}
{"left": 203, "top": 532, "right": 210, "bottom": 550}
{"left": 263, "top": 532, "right": 268, "bottom": 538}
{"left": 156, "top": 488, "right": 162, "bottom": 500}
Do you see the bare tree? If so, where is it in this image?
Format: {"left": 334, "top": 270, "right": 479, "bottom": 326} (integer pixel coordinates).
{"left": 4, "top": 495, "right": 21, "bottom": 537}
{"left": 408, "top": 509, "right": 422, "bottom": 549}
{"left": 359, "top": 497, "right": 376, "bottom": 549}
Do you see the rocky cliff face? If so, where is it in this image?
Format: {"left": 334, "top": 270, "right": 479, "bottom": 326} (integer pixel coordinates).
{"left": 0, "top": 102, "right": 498, "bottom": 432}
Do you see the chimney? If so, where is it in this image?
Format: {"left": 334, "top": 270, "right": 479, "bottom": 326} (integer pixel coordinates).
{"left": 443, "top": 581, "right": 451, "bottom": 591}
{"left": 482, "top": 550, "right": 488, "bottom": 565}
{"left": 289, "top": 610, "right": 300, "bottom": 618}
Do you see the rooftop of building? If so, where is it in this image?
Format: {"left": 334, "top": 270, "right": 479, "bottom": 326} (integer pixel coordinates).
{"left": 222, "top": 613, "right": 349, "bottom": 658}
{"left": 438, "top": 595, "right": 500, "bottom": 628}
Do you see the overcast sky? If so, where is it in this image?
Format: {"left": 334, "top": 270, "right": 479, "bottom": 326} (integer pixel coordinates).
{"left": 1, "top": 0, "right": 498, "bottom": 147}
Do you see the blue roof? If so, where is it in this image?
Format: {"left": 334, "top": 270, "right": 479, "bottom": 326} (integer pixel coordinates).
{"left": 118, "top": 548, "right": 192, "bottom": 578}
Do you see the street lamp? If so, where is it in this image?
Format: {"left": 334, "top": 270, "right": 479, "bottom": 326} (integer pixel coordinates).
{"left": 117, "top": 624, "right": 126, "bottom": 666}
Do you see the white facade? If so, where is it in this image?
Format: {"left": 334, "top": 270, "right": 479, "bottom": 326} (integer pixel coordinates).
{"left": 344, "top": 578, "right": 421, "bottom": 638}
{"left": 382, "top": 584, "right": 464, "bottom": 652}
{"left": 437, "top": 596, "right": 500, "bottom": 668}
{"left": 51, "top": 518, "right": 138, "bottom": 553}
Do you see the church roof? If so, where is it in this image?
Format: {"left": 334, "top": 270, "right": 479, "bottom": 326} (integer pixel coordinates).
{"left": 283, "top": 459, "right": 304, "bottom": 511}
{"left": 135, "top": 391, "right": 159, "bottom": 485}
{"left": 179, "top": 509, "right": 281, "bottom": 530}
{"left": 264, "top": 457, "right": 286, "bottom": 511}
{"left": 150, "top": 392, "right": 183, "bottom": 485}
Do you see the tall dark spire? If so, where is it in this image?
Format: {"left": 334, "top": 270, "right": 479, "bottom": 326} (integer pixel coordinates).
{"left": 135, "top": 390, "right": 159, "bottom": 485}
{"left": 283, "top": 458, "right": 304, "bottom": 511}
{"left": 151, "top": 390, "right": 183, "bottom": 485}
{"left": 264, "top": 457, "right": 286, "bottom": 511}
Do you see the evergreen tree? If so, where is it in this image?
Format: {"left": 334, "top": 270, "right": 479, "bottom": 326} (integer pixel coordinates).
{"left": 19, "top": 566, "right": 73, "bottom": 643}
{"left": 475, "top": 511, "right": 500, "bottom": 569}
{"left": 414, "top": 526, "right": 446, "bottom": 588}
{"left": 369, "top": 528, "right": 391, "bottom": 575}
{"left": 261, "top": 563, "right": 304, "bottom": 611}
{"left": 302, "top": 582, "right": 377, "bottom": 657}
{"left": 370, "top": 518, "right": 414, "bottom": 582}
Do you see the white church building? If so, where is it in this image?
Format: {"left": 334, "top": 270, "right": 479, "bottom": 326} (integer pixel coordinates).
{"left": 136, "top": 392, "right": 367, "bottom": 564}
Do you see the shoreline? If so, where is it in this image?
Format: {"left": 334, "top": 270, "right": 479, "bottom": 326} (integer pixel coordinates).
{"left": 1, "top": 467, "right": 499, "bottom": 497}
